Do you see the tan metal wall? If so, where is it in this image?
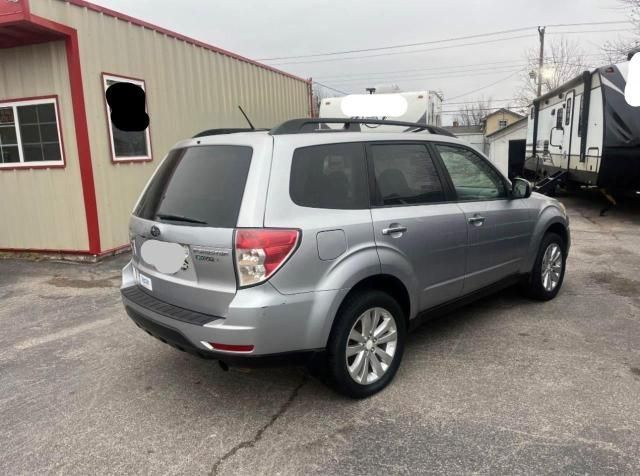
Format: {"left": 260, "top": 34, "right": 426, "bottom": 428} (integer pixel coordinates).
{"left": 0, "top": 41, "right": 88, "bottom": 250}
{"left": 32, "top": 0, "right": 311, "bottom": 251}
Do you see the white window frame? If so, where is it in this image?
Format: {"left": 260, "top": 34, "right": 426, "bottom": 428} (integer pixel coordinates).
{"left": 103, "top": 74, "right": 152, "bottom": 162}
{"left": 498, "top": 119, "right": 508, "bottom": 128}
{"left": 0, "top": 97, "right": 64, "bottom": 169}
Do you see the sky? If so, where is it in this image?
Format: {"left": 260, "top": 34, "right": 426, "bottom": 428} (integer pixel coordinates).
{"left": 92, "top": 0, "right": 635, "bottom": 123}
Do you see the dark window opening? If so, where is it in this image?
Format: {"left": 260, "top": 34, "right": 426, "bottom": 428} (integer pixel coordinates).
{"left": 18, "top": 104, "right": 61, "bottom": 162}
{"left": 105, "top": 76, "right": 150, "bottom": 160}
{"left": 134, "top": 145, "right": 252, "bottom": 228}
{"left": 556, "top": 107, "right": 564, "bottom": 129}
{"left": 290, "top": 143, "right": 369, "bottom": 209}
{"left": 578, "top": 98, "right": 584, "bottom": 138}
{"left": 369, "top": 143, "right": 445, "bottom": 206}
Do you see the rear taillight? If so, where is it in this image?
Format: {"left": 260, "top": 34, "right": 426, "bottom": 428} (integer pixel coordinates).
{"left": 234, "top": 228, "right": 300, "bottom": 287}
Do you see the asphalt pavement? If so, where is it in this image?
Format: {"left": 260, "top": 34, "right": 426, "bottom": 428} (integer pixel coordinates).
{"left": 1, "top": 191, "right": 639, "bottom": 475}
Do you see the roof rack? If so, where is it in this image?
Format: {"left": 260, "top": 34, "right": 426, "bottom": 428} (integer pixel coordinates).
{"left": 192, "top": 128, "right": 268, "bottom": 138}
{"left": 269, "top": 118, "right": 456, "bottom": 137}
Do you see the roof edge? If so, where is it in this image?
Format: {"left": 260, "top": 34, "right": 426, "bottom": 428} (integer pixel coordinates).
{"left": 61, "top": 0, "right": 310, "bottom": 84}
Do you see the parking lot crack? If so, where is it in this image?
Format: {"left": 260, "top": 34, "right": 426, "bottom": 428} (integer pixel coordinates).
{"left": 209, "top": 376, "right": 307, "bottom": 476}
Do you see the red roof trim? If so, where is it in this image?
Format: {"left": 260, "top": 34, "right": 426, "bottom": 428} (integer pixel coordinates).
{"left": 62, "top": 0, "right": 310, "bottom": 85}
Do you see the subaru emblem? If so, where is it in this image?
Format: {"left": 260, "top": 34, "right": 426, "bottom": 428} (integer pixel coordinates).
{"left": 150, "top": 225, "right": 160, "bottom": 237}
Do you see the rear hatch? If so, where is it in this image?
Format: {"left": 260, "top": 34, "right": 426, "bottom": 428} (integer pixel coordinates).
{"left": 129, "top": 139, "right": 266, "bottom": 317}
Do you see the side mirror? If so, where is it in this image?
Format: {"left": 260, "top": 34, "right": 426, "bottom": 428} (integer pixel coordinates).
{"left": 512, "top": 178, "right": 532, "bottom": 199}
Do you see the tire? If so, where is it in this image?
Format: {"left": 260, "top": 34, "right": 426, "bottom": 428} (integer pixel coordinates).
{"left": 524, "top": 232, "right": 567, "bottom": 301}
{"left": 326, "top": 290, "right": 406, "bottom": 398}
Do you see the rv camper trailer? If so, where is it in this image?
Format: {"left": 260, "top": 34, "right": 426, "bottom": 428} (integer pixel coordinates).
{"left": 319, "top": 90, "right": 443, "bottom": 129}
{"left": 524, "top": 56, "right": 640, "bottom": 192}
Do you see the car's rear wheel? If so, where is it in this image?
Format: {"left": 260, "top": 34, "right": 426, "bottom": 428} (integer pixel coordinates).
{"left": 524, "top": 232, "right": 566, "bottom": 301}
{"left": 326, "top": 291, "right": 406, "bottom": 398}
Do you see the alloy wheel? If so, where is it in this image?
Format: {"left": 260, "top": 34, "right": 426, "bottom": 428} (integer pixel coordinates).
{"left": 346, "top": 307, "right": 398, "bottom": 385}
{"left": 541, "top": 243, "right": 563, "bottom": 292}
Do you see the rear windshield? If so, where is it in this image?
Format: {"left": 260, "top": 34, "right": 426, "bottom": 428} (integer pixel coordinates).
{"left": 134, "top": 145, "right": 252, "bottom": 228}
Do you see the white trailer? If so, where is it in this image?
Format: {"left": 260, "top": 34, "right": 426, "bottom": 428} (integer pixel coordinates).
{"left": 524, "top": 57, "right": 640, "bottom": 192}
{"left": 319, "top": 90, "right": 443, "bottom": 129}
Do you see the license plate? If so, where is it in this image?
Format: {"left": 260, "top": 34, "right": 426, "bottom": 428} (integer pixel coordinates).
{"left": 138, "top": 272, "right": 152, "bottom": 291}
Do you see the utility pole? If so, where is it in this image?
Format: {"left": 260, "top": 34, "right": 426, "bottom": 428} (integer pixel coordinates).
{"left": 537, "top": 26, "right": 546, "bottom": 97}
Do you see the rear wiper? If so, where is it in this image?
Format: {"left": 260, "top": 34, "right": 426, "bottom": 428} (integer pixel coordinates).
{"left": 155, "top": 213, "right": 207, "bottom": 225}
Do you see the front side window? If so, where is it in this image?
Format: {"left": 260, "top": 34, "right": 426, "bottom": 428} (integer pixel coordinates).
{"left": 290, "top": 143, "right": 369, "bottom": 209}
{"left": 498, "top": 120, "right": 508, "bottom": 128}
{"left": 0, "top": 98, "right": 63, "bottom": 168}
{"left": 103, "top": 74, "right": 151, "bottom": 162}
{"left": 435, "top": 144, "right": 507, "bottom": 201}
{"left": 369, "top": 143, "right": 445, "bottom": 206}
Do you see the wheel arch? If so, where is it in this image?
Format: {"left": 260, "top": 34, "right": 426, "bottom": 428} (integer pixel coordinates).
{"left": 523, "top": 208, "right": 570, "bottom": 273}
{"left": 332, "top": 274, "right": 412, "bottom": 332}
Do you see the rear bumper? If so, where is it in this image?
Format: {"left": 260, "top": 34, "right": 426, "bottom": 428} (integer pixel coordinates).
{"left": 124, "top": 304, "right": 322, "bottom": 366}
{"left": 121, "top": 261, "right": 346, "bottom": 361}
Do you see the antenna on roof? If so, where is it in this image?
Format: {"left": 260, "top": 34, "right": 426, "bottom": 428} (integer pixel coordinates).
{"left": 238, "top": 106, "right": 255, "bottom": 130}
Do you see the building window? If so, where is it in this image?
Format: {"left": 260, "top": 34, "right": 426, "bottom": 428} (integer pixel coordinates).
{"left": 498, "top": 120, "right": 508, "bottom": 128}
{"left": 103, "top": 74, "right": 151, "bottom": 162}
{"left": 0, "top": 97, "right": 64, "bottom": 168}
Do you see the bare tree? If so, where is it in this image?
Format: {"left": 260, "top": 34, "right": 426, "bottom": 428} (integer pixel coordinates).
{"left": 312, "top": 83, "right": 345, "bottom": 117}
{"left": 603, "top": 0, "right": 640, "bottom": 62}
{"left": 515, "top": 38, "right": 586, "bottom": 111}
{"left": 454, "top": 97, "right": 493, "bottom": 126}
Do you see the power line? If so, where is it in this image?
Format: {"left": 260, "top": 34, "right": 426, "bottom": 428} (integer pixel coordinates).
{"left": 311, "top": 80, "right": 350, "bottom": 95}
{"left": 267, "top": 34, "right": 537, "bottom": 66}
{"left": 265, "top": 28, "right": 631, "bottom": 66}
{"left": 445, "top": 69, "right": 526, "bottom": 101}
{"left": 321, "top": 62, "right": 527, "bottom": 83}
{"left": 314, "top": 54, "right": 605, "bottom": 81}
{"left": 328, "top": 67, "right": 525, "bottom": 85}
{"left": 325, "top": 60, "right": 599, "bottom": 87}
{"left": 257, "top": 20, "right": 630, "bottom": 61}
{"left": 443, "top": 98, "right": 521, "bottom": 105}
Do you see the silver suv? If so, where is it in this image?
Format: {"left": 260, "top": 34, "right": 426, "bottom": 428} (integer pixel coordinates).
{"left": 121, "top": 118, "right": 570, "bottom": 398}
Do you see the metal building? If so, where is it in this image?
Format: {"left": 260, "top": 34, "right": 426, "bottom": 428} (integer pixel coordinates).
{"left": 0, "top": 0, "right": 311, "bottom": 257}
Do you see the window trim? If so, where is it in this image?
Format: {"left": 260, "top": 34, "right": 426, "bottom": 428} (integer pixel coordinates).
{"left": 430, "top": 141, "right": 512, "bottom": 203}
{"left": 102, "top": 72, "right": 153, "bottom": 164}
{"left": 365, "top": 140, "right": 455, "bottom": 208}
{"left": 0, "top": 95, "right": 66, "bottom": 170}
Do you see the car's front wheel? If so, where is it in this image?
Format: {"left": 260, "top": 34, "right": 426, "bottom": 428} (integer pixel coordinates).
{"left": 326, "top": 291, "right": 406, "bottom": 398}
{"left": 524, "top": 232, "right": 567, "bottom": 301}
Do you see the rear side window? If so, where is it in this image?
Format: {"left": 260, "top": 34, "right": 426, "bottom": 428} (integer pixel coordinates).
{"left": 134, "top": 145, "right": 252, "bottom": 228}
{"left": 290, "top": 143, "right": 369, "bottom": 209}
{"left": 369, "top": 143, "right": 445, "bottom": 206}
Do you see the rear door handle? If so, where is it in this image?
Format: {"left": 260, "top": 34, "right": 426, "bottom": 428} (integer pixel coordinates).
{"left": 382, "top": 225, "right": 408, "bottom": 236}
{"left": 468, "top": 215, "right": 485, "bottom": 227}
